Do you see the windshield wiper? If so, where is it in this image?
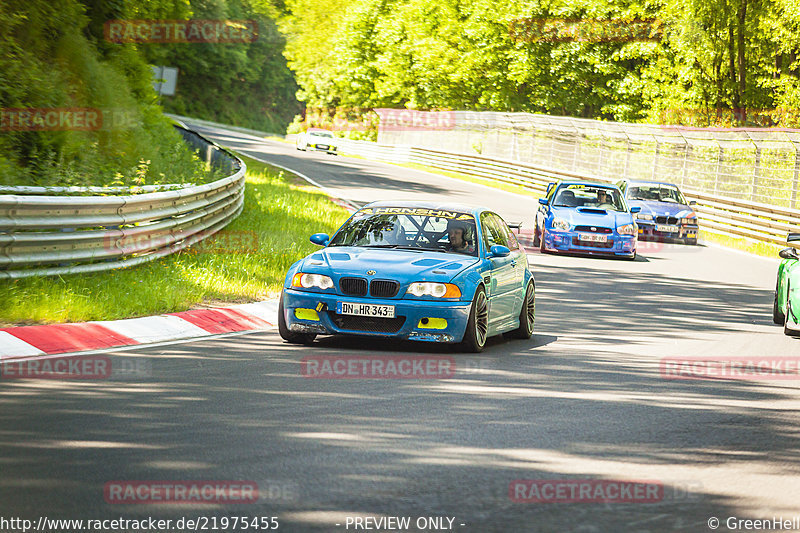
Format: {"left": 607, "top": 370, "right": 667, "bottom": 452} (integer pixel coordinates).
{"left": 361, "top": 244, "right": 425, "bottom": 252}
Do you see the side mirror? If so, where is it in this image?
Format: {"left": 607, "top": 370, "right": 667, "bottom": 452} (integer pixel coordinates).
{"left": 489, "top": 245, "right": 510, "bottom": 257}
{"left": 689, "top": 200, "right": 697, "bottom": 206}
{"left": 630, "top": 206, "right": 642, "bottom": 214}
{"left": 779, "top": 247, "right": 799, "bottom": 260}
{"left": 788, "top": 233, "right": 800, "bottom": 243}
{"left": 310, "top": 233, "right": 330, "bottom": 246}
{"left": 538, "top": 198, "right": 549, "bottom": 206}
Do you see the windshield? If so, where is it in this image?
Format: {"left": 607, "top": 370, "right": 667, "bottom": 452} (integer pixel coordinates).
{"left": 628, "top": 184, "right": 686, "bottom": 204}
{"left": 309, "top": 130, "right": 333, "bottom": 138}
{"left": 329, "top": 207, "right": 478, "bottom": 256}
{"left": 552, "top": 185, "right": 625, "bottom": 211}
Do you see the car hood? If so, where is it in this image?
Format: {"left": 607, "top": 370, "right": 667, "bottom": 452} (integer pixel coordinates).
{"left": 301, "top": 247, "right": 479, "bottom": 282}
{"left": 551, "top": 206, "right": 633, "bottom": 227}
{"left": 627, "top": 200, "right": 695, "bottom": 218}
{"left": 308, "top": 134, "right": 336, "bottom": 144}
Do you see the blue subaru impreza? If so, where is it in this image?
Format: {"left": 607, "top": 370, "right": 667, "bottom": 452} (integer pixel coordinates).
{"left": 279, "top": 201, "right": 535, "bottom": 352}
{"left": 533, "top": 181, "right": 641, "bottom": 260}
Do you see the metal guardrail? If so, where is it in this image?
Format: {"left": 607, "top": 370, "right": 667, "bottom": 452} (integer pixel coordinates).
{"left": 377, "top": 110, "right": 800, "bottom": 210}
{"left": 0, "top": 125, "right": 246, "bottom": 279}
{"left": 337, "top": 139, "right": 800, "bottom": 248}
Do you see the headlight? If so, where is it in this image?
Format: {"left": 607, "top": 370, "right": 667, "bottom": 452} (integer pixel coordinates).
{"left": 552, "top": 217, "right": 570, "bottom": 231}
{"left": 636, "top": 213, "right": 653, "bottom": 221}
{"left": 681, "top": 217, "right": 697, "bottom": 225}
{"left": 407, "top": 282, "right": 461, "bottom": 298}
{"left": 292, "top": 272, "right": 334, "bottom": 290}
{"left": 617, "top": 223, "right": 636, "bottom": 236}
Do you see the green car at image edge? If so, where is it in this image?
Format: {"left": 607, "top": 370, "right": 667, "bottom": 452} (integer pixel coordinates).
{"left": 774, "top": 232, "right": 800, "bottom": 336}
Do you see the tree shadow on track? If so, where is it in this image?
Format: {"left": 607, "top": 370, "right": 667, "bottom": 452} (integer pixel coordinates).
{"left": 0, "top": 261, "right": 794, "bottom": 532}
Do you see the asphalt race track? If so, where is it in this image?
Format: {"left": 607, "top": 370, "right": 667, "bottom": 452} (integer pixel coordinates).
{"left": 1, "top": 123, "right": 799, "bottom": 533}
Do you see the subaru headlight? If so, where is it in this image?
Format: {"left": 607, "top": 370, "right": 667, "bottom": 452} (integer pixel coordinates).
{"left": 635, "top": 213, "right": 653, "bottom": 221}
{"left": 292, "top": 272, "right": 334, "bottom": 290}
{"left": 407, "top": 282, "right": 461, "bottom": 298}
{"left": 680, "top": 217, "right": 697, "bottom": 225}
{"left": 552, "top": 217, "right": 571, "bottom": 231}
{"left": 617, "top": 223, "right": 636, "bottom": 236}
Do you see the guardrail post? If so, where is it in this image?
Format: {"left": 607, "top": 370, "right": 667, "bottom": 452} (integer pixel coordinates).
{"left": 511, "top": 130, "right": 518, "bottom": 161}
{"left": 714, "top": 145, "right": 723, "bottom": 195}
{"left": 681, "top": 143, "right": 690, "bottom": 188}
{"left": 751, "top": 145, "right": 761, "bottom": 202}
{"left": 571, "top": 137, "right": 580, "bottom": 171}
{"left": 652, "top": 141, "right": 660, "bottom": 179}
{"left": 623, "top": 138, "right": 632, "bottom": 179}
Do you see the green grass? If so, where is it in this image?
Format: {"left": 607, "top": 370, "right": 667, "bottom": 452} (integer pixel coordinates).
{"left": 0, "top": 155, "right": 351, "bottom": 326}
{"left": 699, "top": 230, "right": 786, "bottom": 259}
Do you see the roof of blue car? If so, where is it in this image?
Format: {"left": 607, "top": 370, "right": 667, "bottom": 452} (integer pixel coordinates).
{"left": 362, "top": 200, "right": 486, "bottom": 214}
{"left": 558, "top": 180, "right": 619, "bottom": 189}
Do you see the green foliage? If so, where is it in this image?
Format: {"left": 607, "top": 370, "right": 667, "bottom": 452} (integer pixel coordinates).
{"left": 133, "top": 0, "right": 301, "bottom": 133}
{"left": 279, "top": 0, "right": 800, "bottom": 127}
{"left": 0, "top": 0, "right": 209, "bottom": 187}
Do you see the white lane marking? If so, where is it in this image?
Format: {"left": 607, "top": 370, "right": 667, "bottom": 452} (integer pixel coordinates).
{"left": 0, "top": 329, "right": 268, "bottom": 363}
{"left": 0, "top": 331, "right": 45, "bottom": 358}
{"left": 252, "top": 156, "right": 360, "bottom": 210}
{"left": 92, "top": 315, "right": 209, "bottom": 345}
{"left": 232, "top": 300, "right": 279, "bottom": 325}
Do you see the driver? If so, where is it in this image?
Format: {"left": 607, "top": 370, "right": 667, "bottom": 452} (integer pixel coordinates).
{"left": 446, "top": 220, "right": 475, "bottom": 254}
{"left": 596, "top": 189, "right": 613, "bottom": 207}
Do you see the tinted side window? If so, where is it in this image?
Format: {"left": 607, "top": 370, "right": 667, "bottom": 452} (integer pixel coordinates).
{"left": 481, "top": 213, "right": 508, "bottom": 250}
{"left": 493, "top": 214, "right": 519, "bottom": 250}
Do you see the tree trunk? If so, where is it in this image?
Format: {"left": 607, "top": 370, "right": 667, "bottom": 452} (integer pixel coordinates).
{"left": 736, "top": 0, "right": 747, "bottom": 124}
{"left": 728, "top": 25, "right": 738, "bottom": 113}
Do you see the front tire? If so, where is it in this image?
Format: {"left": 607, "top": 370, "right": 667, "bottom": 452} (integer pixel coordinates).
{"left": 511, "top": 281, "right": 535, "bottom": 339}
{"left": 774, "top": 278, "right": 785, "bottom": 325}
{"left": 278, "top": 293, "right": 316, "bottom": 344}
{"left": 785, "top": 283, "right": 800, "bottom": 337}
{"left": 461, "top": 287, "right": 488, "bottom": 353}
{"left": 539, "top": 228, "right": 547, "bottom": 254}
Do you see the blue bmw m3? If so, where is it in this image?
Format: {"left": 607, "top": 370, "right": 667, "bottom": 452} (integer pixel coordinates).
{"left": 533, "top": 181, "right": 641, "bottom": 260}
{"left": 279, "top": 201, "right": 535, "bottom": 352}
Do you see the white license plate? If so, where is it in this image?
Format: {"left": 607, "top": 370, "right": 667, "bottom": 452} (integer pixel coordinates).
{"left": 316, "top": 144, "right": 329, "bottom": 150}
{"left": 656, "top": 225, "right": 679, "bottom": 233}
{"left": 578, "top": 233, "right": 608, "bottom": 242}
{"left": 337, "top": 302, "right": 395, "bottom": 318}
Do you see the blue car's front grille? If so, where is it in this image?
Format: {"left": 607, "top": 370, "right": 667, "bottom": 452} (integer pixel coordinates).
{"left": 327, "top": 312, "right": 406, "bottom": 333}
{"left": 370, "top": 280, "right": 399, "bottom": 298}
{"left": 340, "top": 277, "right": 368, "bottom": 296}
{"left": 574, "top": 226, "right": 612, "bottom": 234}
{"left": 655, "top": 216, "right": 679, "bottom": 225}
